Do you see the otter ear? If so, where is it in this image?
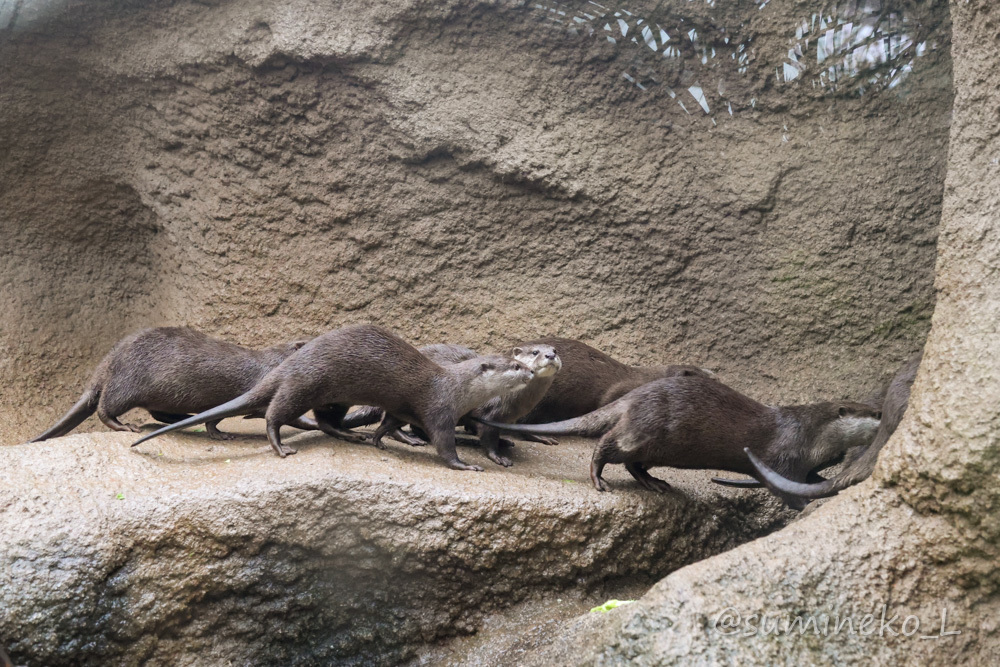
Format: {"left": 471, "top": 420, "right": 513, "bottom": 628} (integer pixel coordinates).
{"left": 875, "top": 411, "right": 883, "bottom": 420}
{"left": 292, "top": 340, "right": 309, "bottom": 350}
{"left": 481, "top": 362, "right": 495, "bottom": 372}
{"left": 512, "top": 347, "right": 523, "bottom": 356}
{"left": 838, "top": 406, "right": 848, "bottom": 417}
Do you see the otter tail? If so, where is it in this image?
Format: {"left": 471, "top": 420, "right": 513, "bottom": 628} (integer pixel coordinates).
{"left": 29, "top": 388, "right": 101, "bottom": 442}
{"left": 340, "top": 405, "right": 384, "bottom": 429}
{"left": 131, "top": 382, "right": 273, "bottom": 448}
{"left": 475, "top": 399, "right": 627, "bottom": 438}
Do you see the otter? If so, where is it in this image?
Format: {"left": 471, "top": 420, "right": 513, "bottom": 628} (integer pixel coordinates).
{"left": 466, "top": 343, "right": 562, "bottom": 466}
{"left": 341, "top": 343, "right": 563, "bottom": 466}
{"left": 479, "top": 375, "right": 880, "bottom": 506}
{"left": 339, "top": 343, "right": 481, "bottom": 443}
{"left": 516, "top": 337, "right": 712, "bottom": 425}
{"left": 131, "top": 324, "right": 534, "bottom": 471}
{"left": 745, "top": 351, "right": 921, "bottom": 504}
{"left": 28, "top": 327, "right": 311, "bottom": 442}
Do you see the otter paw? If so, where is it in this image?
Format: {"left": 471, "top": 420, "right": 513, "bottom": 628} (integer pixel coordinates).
{"left": 643, "top": 477, "right": 671, "bottom": 493}
{"left": 488, "top": 453, "right": 513, "bottom": 468}
{"left": 449, "top": 460, "right": 483, "bottom": 472}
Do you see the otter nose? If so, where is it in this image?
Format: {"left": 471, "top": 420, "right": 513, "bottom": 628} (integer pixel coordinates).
{"left": 545, "top": 352, "right": 556, "bottom": 360}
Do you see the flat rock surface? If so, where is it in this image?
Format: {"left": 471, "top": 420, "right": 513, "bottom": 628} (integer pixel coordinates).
{"left": 0, "top": 421, "right": 791, "bottom": 665}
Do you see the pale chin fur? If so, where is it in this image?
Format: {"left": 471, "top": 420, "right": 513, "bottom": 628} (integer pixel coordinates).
{"left": 839, "top": 415, "right": 881, "bottom": 446}
{"left": 534, "top": 364, "right": 559, "bottom": 378}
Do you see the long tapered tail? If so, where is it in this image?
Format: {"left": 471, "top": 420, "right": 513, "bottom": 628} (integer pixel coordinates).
{"left": 340, "top": 405, "right": 384, "bottom": 429}
{"left": 29, "top": 388, "right": 100, "bottom": 442}
{"left": 745, "top": 440, "right": 883, "bottom": 500}
{"left": 711, "top": 477, "right": 764, "bottom": 488}
{"left": 131, "top": 393, "right": 262, "bottom": 448}
{"left": 475, "top": 398, "right": 628, "bottom": 438}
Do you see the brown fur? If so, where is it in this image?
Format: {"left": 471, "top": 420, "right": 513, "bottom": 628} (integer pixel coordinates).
{"left": 132, "top": 324, "right": 533, "bottom": 471}
{"left": 341, "top": 343, "right": 562, "bottom": 466}
{"left": 486, "top": 375, "right": 880, "bottom": 507}
{"left": 748, "top": 351, "right": 921, "bottom": 503}
{"left": 516, "top": 337, "right": 712, "bottom": 423}
{"left": 29, "top": 327, "right": 309, "bottom": 442}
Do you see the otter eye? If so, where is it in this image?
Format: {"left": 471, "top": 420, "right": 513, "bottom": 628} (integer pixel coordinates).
{"left": 532, "top": 349, "right": 539, "bottom": 355}
{"left": 838, "top": 407, "right": 848, "bottom": 417}
{"left": 875, "top": 411, "right": 882, "bottom": 419}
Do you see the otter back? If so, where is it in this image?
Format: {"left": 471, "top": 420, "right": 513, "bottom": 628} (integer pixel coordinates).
{"left": 516, "top": 337, "right": 711, "bottom": 423}
{"left": 132, "top": 324, "right": 533, "bottom": 472}
{"left": 29, "top": 327, "right": 307, "bottom": 442}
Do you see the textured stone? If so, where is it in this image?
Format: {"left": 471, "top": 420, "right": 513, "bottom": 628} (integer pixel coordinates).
{"left": 501, "top": 1, "right": 1000, "bottom": 664}
{"left": 0, "top": 426, "right": 790, "bottom": 665}
{"left": 0, "top": 0, "right": 966, "bottom": 664}
{"left": 0, "top": 0, "right": 947, "bottom": 445}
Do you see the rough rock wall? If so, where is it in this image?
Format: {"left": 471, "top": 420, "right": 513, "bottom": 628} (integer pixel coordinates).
{"left": 0, "top": 431, "right": 794, "bottom": 666}
{"left": 0, "top": 0, "right": 950, "bottom": 443}
{"left": 501, "top": 0, "right": 1000, "bottom": 664}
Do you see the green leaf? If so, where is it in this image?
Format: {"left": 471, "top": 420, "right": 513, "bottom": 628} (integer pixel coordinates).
{"left": 590, "top": 599, "right": 635, "bottom": 613}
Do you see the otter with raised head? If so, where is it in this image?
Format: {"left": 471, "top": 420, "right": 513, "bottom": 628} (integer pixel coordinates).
{"left": 746, "top": 351, "right": 921, "bottom": 504}
{"left": 341, "top": 343, "right": 563, "bottom": 466}
{"left": 28, "top": 327, "right": 311, "bottom": 442}
{"left": 468, "top": 343, "right": 562, "bottom": 466}
{"left": 480, "top": 375, "right": 880, "bottom": 506}
{"left": 516, "top": 337, "right": 712, "bottom": 424}
{"left": 132, "top": 324, "right": 534, "bottom": 471}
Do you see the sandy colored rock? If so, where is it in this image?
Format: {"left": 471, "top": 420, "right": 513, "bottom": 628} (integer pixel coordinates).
{"left": 0, "top": 0, "right": 969, "bottom": 664}
{"left": 0, "top": 0, "right": 946, "bottom": 445}
{"left": 0, "top": 423, "right": 791, "bottom": 665}
{"left": 501, "top": 1, "right": 1000, "bottom": 664}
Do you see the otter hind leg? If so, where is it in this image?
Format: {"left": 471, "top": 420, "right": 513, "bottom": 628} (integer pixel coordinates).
{"left": 314, "top": 406, "right": 369, "bottom": 445}
{"left": 625, "top": 462, "right": 671, "bottom": 493}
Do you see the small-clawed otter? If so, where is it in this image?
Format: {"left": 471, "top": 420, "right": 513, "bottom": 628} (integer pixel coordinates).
{"left": 516, "top": 337, "right": 712, "bottom": 425}
{"left": 746, "top": 351, "right": 921, "bottom": 504}
{"left": 132, "top": 324, "right": 534, "bottom": 471}
{"left": 28, "top": 327, "right": 311, "bottom": 442}
{"left": 341, "top": 343, "right": 563, "bottom": 466}
{"left": 481, "top": 375, "right": 881, "bottom": 506}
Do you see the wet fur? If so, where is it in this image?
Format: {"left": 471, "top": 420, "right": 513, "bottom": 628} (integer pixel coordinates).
{"left": 132, "top": 325, "right": 533, "bottom": 471}
{"left": 486, "top": 376, "right": 881, "bottom": 505}
{"left": 341, "top": 343, "right": 563, "bottom": 467}
{"left": 516, "top": 337, "right": 712, "bottom": 423}
{"left": 747, "top": 351, "right": 921, "bottom": 503}
{"left": 29, "top": 327, "right": 308, "bottom": 442}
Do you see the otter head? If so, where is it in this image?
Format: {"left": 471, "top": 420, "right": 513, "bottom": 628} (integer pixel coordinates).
{"left": 809, "top": 402, "right": 882, "bottom": 467}
{"left": 512, "top": 344, "right": 562, "bottom": 378}
{"left": 457, "top": 355, "right": 534, "bottom": 414}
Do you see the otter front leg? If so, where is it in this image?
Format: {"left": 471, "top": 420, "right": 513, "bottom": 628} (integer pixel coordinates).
{"left": 391, "top": 428, "right": 428, "bottom": 447}
{"left": 625, "top": 462, "right": 671, "bottom": 493}
{"left": 372, "top": 414, "right": 407, "bottom": 450}
{"left": 477, "top": 425, "right": 512, "bottom": 468}
{"left": 427, "top": 418, "right": 483, "bottom": 472}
